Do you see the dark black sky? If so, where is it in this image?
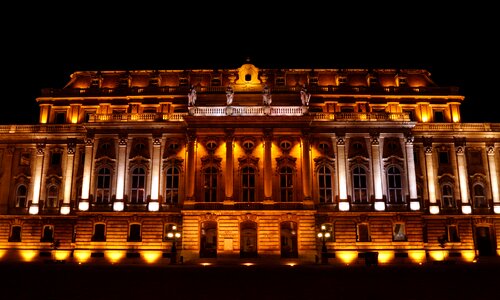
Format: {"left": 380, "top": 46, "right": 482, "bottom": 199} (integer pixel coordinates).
{"left": 2, "top": 4, "right": 498, "bottom": 124}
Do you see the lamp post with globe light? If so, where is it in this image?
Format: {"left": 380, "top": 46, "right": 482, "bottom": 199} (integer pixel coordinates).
{"left": 317, "top": 225, "right": 331, "bottom": 264}
{"left": 167, "top": 225, "right": 181, "bottom": 264}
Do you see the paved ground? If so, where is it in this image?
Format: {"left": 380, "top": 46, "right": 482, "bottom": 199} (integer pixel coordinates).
{"left": 1, "top": 259, "right": 499, "bottom": 300}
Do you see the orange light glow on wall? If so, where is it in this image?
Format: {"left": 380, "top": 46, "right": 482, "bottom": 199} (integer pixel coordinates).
{"left": 461, "top": 251, "right": 476, "bottom": 262}
{"left": 337, "top": 251, "right": 357, "bottom": 264}
{"left": 377, "top": 251, "right": 394, "bottom": 264}
{"left": 54, "top": 250, "right": 71, "bottom": 261}
{"left": 73, "top": 250, "right": 91, "bottom": 263}
{"left": 408, "top": 250, "right": 426, "bottom": 264}
{"left": 106, "top": 250, "right": 125, "bottom": 263}
{"left": 142, "top": 251, "right": 162, "bottom": 264}
{"left": 0, "top": 250, "right": 6, "bottom": 260}
{"left": 20, "top": 250, "right": 38, "bottom": 262}
{"left": 428, "top": 250, "right": 447, "bottom": 261}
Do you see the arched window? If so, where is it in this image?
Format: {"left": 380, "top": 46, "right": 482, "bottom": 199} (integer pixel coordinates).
{"left": 318, "top": 165, "right": 333, "bottom": 203}
{"left": 203, "top": 167, "right": 218, "bottom": 202}
{"left": 241, "top": 166, "right": 256, "bottom": 202}
{"left": 473, "top": 184, "right": 487, "bottom": 208}
{"left": 46, "top": 185, "right": 59, "bottom": 208}
{"left": 441, "top": 183, "right": 455, "bottom": 208}
{"left": 96, "top": 167, "right": 111, "bottom": 203}
{"left": 352, "top": 166, "right": 368, "bottom": 203}
{"left": 16, "top": 184, "right": 28, "bottom": 208}
{"left": 131, "top": 167, "right": 146, "bottom": 203}
{"left": 165, "top": 167, "right": 179, "bottom": 204}
{"left": 387, "top": 166, "right": 403, "bottom": 203}
{"left": 280, "top": 166, "right": 294, "bottom": 202}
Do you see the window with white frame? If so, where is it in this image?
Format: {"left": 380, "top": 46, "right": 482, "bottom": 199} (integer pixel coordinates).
{"left": 473, "top": 184, "right": 487, "bottom": 208}
{"left": 15, "top": 184, "right": 28, "bottom": 208}
{"left": 46, "top": 185, "right": 59, "bottom": 208}
{"left": 165, "top": 167, "right": 179, "bottom": 204}
{"left": 279, "top": 166, "right": 294, "bottom": 202}
{"left": 352, "top": 166, "right": 368, "bottom": 203}
{"left": 241, "top": 166, "right": 256, "bottom": 202}
{"left": 203, "top": 166, "right": 218, "bottom": 202}
{"left": 96, "top": 167, "right": 111, "bottom": 203}
{"left": 357, "top": 223, "right": 371, "bottom": 242}
{"left": 130, "top": 167, "right": 146, "bottom": 203}
{"left": 387, "top": 166, "right": 403, "bottom": 203}
{"left": 318, "top": 165, "right": 333, "bottom": 203}
{"left": 441, "top": 183, "right": 455, "bottom": 208}
{"left": 393, "top": 223, "right": 407, "bottom": 241}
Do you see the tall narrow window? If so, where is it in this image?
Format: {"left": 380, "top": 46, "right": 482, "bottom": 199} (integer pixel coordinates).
{"left": 447, "top": 225, "right": 460, "bottom": 242}
{"left": 393, "top": 223, "right": 407, "bottom": 241}
{"left": 352, "top": 166, "right": 368, "bottom": 203}
{"left": 96, "top": 167, "right": 111, "bottom": 203}
{"left": 92, "top": 224, "right": 106, "bottom": 242}
{"left": 16, "top": 184, "right": 28, "bottom": 208}
{"left": 131, "top": 167, "right": 146, "bottom": 203}
{"left": 46, "top": 185, "right": 59, "bottom": 208}
{"left": 203, "top": 167, "right": 218, "bottom": 202}
{"left": 473, "top": 184, "right": 487, "bottom": 208}
{"left": 318, "top": 165, "right": 333, "bottom": 203}
{"left": 357, "top": 223, "right": 370, "bottom": 242}
{"left": 280, "top": 166, "right": 294, "bottom": 202}
{"left": 9, "top": 225, "right": 22, "bottom": 242}
{"left": 387, "top": 166, "right": 403, "bottom": 203}
{"left": 165, "top": 167, "right": 179, "bottom": 204}
{"left": 128, "top": 224, "right": 142, "bottom": 242}
{"left": 241, "top": 166, "right": 256, "bottom": 202}
{"left": 441, "top": 183, "right": 455, "bottom": 208}
{"left": 41, "top": 225, "right": 54, "bottom": 242}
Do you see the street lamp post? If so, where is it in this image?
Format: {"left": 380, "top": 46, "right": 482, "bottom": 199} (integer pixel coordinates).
{"left": 317, "top": 225, "right": 330, "bottom": 265}
{"left": 167, "top": 225, "right": 181, "bottom": 264}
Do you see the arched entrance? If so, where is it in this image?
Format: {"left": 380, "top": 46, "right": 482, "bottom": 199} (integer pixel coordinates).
{"left": 280, "top": 221, "right": 298, "bottom": 258}
{"left": 475, "top": 226, "right": 496, "bottom": 256}
{"left": 240, "top": 221, "right": 258, "bottom": 258}
{"left": 200, "top": 221, "right": 217, "bottom": 258}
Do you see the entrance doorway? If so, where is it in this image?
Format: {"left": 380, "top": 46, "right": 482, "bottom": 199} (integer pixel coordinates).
{"left": 240, "top": 221, "right": 258, "bottom": 258}
{"left": 200, "top": 221, "right": 217, "bottom": 258}
{"left": 475, "top": 226, "right": 496, "bottom": 256}
{"left": 280, "top": 221, "right": 298, "bottom": 258}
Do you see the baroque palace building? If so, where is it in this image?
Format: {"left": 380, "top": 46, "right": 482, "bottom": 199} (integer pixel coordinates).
{"left": 0, "top": 61, "right": 499, "bottom": 265}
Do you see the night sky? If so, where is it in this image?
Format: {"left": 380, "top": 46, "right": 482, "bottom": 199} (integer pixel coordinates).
{"left": 2, "top": 4, "right": 497, "bottom": 124}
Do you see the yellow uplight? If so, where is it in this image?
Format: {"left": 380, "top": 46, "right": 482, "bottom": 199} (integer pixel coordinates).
{"left": 461, "top": 251, "right": 476, "bottom": 262}
{"left": 73, "top": 250, "right": 91, "bottom": 263}
{"left": 0, "top": 249, "right": 6, "bottom": 260}
{"left": 106, "top": 250, "right": 125, "bottom": 263}
{"left": 143, "top": 251, "right": 162, "bottom": 264}
{"left": 377, "top": 251, "right": 394, "bottom": 264}
{"left": 337, "top": 251, "right": 357, "bottom": 265}
{"left": 54, "top": 251, "right": 71, "bottom": 261}
{"left": 408, "top": 250, "right": 426, "bottom": 264}
{"left": 428, "top": 250, "right": 447, "bottom": 261}
{"left": 20, "top": 250, "right": 38, "bottom": 262}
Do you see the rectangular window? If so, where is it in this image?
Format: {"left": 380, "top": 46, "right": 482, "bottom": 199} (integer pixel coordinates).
{"left": 447, "top": 225, "right": 460, "bottom": 243}
{"left": 357, "top": 223, "right": 370, "bottom": 242}
{"left": 434, "top": 111, "right": 444, "bottom": 122}
{"left": 51, "top": 152, "right": 61, "bottom": 165}
{"left": 92, "top": 224, "right": 106, "bottom": 242}
{"left": 55, "top": 112, "right": 66, "bottom": 124}
{"left": 9, "top": 225, "right": 22, "bottom": 242}
{"left": 41, "top": 225, "right": 54, "bottom": 242}
{"left": 393, "top": 223, "right": 407, "bottom": 241}
{"left": 128, "top": 224, "right": 142, "bottom": 242}
{"left": 438, "top": 151, "right": 449, "bottom": 165}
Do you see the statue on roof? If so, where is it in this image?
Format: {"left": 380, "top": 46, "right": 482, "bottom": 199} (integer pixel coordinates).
{"left": 226, "top": 85, "right": 234, "bottom": 105}
{"left": 300, "top": 85, "right": 311, "bottom": 106}
{"left": 188, "top": 85, "right": 197, "bottom": 106}
{"left": 262, "top": 85, "right": 272, "bottom": 106}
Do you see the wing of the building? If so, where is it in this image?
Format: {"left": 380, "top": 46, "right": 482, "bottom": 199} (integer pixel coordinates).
{"left": 0, "top": 62, "right": 499, "bottom": 265}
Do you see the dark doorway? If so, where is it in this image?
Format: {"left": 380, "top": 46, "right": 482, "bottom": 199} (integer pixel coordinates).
{"left": 280, "top": 221, "right": 298, "bottom": 258}
{"left": 240, "top": 221, "right": 258, "bottom": 258}
{"left": 475, "top": 226, "right": 496, "bottom": 256}
{"left": 200, "top": 221, "right": 217, "bottom": 258}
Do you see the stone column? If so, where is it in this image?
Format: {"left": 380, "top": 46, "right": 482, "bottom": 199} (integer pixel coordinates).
{"left": 29, "top": 142, "right": 46, "bottom": 214}
{"left": 301, "top": 131, "right": 312, "bottom": 200}
{"left": 150, "top": 136, "right": 162, "bottom": 209}
{"left": 61, "top": 139, "right": 75, "bottom": 214}
{"left": 263, "top": 129, "right": 273, "bottom": 200}
{"left": 424, "top": 138, "right": 438, "bottom": 213}
{"left": 487, "top": 145, "right": 500, "bottom": 205}
{"left": 335, "top": 134, "right": 347, "bottom": 200}
{"left": 115, "top": 135, "right": 128, "bottom": 203}
{"left": 186, "top": 131, "right": 197, "bottom": 200}
{"left": 405, "top": 134, "right": 418, "bottom": 200}
{"left": 370, "top": 132, "right": 383, "bottom": 201}
{"left": 225, "top": 129, "right": 234, "bottom": 200}
{"left": 80, "top": 136, "right": 94, "bottom": 211}
{"left": 455, "top": 145, "right": 470, "bottom": 205}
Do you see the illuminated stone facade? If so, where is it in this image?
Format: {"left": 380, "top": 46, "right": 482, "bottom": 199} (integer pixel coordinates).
{"left": 0, "top": 62, "right": 499, "bottom": 265}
